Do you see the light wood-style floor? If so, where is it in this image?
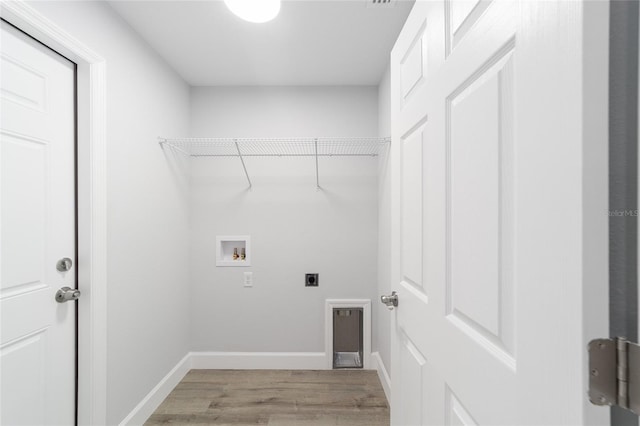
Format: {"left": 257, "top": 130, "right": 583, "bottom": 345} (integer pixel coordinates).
{"left": 145, "top": 369, "right": 389, "bottom": 426}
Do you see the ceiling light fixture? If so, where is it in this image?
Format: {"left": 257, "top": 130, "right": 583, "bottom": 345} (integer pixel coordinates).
{"left": 224, "top": 0, "right": 281, "bottom": 23}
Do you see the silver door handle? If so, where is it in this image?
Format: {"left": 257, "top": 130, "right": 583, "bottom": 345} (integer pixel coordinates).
{"left": 56, "top": 257, "right": 73, "bottom": 272}
{"left": 381, "top": 291, "right": 398, "bottom": 310}
{"left": 55, "top": 287, "right": 81, "bottom": 303}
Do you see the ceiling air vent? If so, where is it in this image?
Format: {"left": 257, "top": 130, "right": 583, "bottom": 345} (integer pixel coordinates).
{"left": 366, "top": 0, "right": 396, "bottom": 8}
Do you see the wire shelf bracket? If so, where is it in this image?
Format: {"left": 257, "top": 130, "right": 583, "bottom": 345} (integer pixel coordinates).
{"left": 314, "top": 138, "right": 320, "bottom": 190}
{"left": 158, "top": 136, "right": 390, "bottom": 189}
{"left": 233, "top": 139, "right": 252, "bottom": 189}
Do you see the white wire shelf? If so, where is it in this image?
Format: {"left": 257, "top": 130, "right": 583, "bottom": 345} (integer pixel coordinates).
{"left": 159, "top": 138, "right": 391, "bottom": 189}
{"left": 159, "top": 137, "right": 390, "bottom": 189}
{"left": 158, "top": 137, "right": 390, "bottom": 157}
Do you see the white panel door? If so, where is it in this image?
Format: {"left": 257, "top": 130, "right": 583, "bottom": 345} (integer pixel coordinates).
{"left": 390, "top": 1, "right": 608, "bottom": 424}
{"left": 0, "top": 21, "right": 76, "bottom": 425}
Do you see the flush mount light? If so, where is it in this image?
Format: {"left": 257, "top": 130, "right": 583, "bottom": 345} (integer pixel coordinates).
{"left": 224, "top": 0, "right": 281, "bottom": 23}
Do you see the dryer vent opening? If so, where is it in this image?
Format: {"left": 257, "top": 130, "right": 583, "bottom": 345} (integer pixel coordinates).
{"left": 333, "top": 308, "right": 364, "bottom": 369}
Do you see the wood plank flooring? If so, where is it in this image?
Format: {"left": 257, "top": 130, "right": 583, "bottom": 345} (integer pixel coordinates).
{"left": 145, "top": 369, "right": 389, "bottom": 426}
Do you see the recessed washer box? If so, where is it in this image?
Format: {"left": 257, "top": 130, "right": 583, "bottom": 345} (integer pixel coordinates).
{"left": 216, "top": 235, "right": 251, "bottom": 267}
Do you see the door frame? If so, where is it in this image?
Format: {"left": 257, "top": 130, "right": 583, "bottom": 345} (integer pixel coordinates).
{"left": 0, "top": 1, "right": 108, "bottom": 424}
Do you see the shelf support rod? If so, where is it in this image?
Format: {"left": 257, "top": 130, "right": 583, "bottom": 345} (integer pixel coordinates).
{"left": 234, "top": 139, "right": 252, "bottom": 189}
{"left": 314, "top": 138, "right": 320, "bottom": 190}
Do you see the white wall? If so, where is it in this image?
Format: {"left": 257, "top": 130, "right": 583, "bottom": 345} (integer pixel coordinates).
{"left": 377, "top": 66, "right": 392, "bottom": 375}
{"left": 24, "top": 2, "right": 191, "bottom": 424}
{"left": 189, "top": 87, "right": 379, "bottom": 353}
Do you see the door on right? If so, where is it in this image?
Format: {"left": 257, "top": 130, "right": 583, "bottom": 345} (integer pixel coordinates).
{"left": 390, "top": 1, "right": 609, "bottom": 424}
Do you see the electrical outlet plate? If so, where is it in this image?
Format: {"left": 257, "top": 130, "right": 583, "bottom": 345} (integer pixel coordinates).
{"left": 244, "top": 271, "right": 253, "bottom": 287}
{"left": 305, "top": 273, "right": 319, "bottom": 287}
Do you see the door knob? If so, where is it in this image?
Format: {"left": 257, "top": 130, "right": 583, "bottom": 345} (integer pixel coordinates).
{"left": 381, "top": 291, "right": 398, "bottom": 310}
{"left": 56, "top": 257, "right": 73, "bottom": 272}
{"left": 55, "top": 287, "right": 81, "bottom": 303}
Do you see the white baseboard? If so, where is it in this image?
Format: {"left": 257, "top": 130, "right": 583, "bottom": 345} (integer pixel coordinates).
{"left": 119, "top": 353, "right": 191, "bottom": 426}
{"left": 371, "top": 351, "right": 391, "bottom": 404}
{"left": 190, "top": 351, "right": 327, "bottom": 370}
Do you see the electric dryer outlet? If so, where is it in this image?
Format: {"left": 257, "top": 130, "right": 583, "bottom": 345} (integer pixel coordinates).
{"left": 305, "top": 273, "right": 319, "bottom": 287}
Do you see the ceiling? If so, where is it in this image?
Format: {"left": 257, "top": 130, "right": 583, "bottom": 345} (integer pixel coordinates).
{"left": 108, "top": 0, "right": 414, "bottom": 86}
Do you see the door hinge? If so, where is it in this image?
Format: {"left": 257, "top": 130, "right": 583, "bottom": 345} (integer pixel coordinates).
{"left": 589, "top": 337, "right": 640, "bottom": 415}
